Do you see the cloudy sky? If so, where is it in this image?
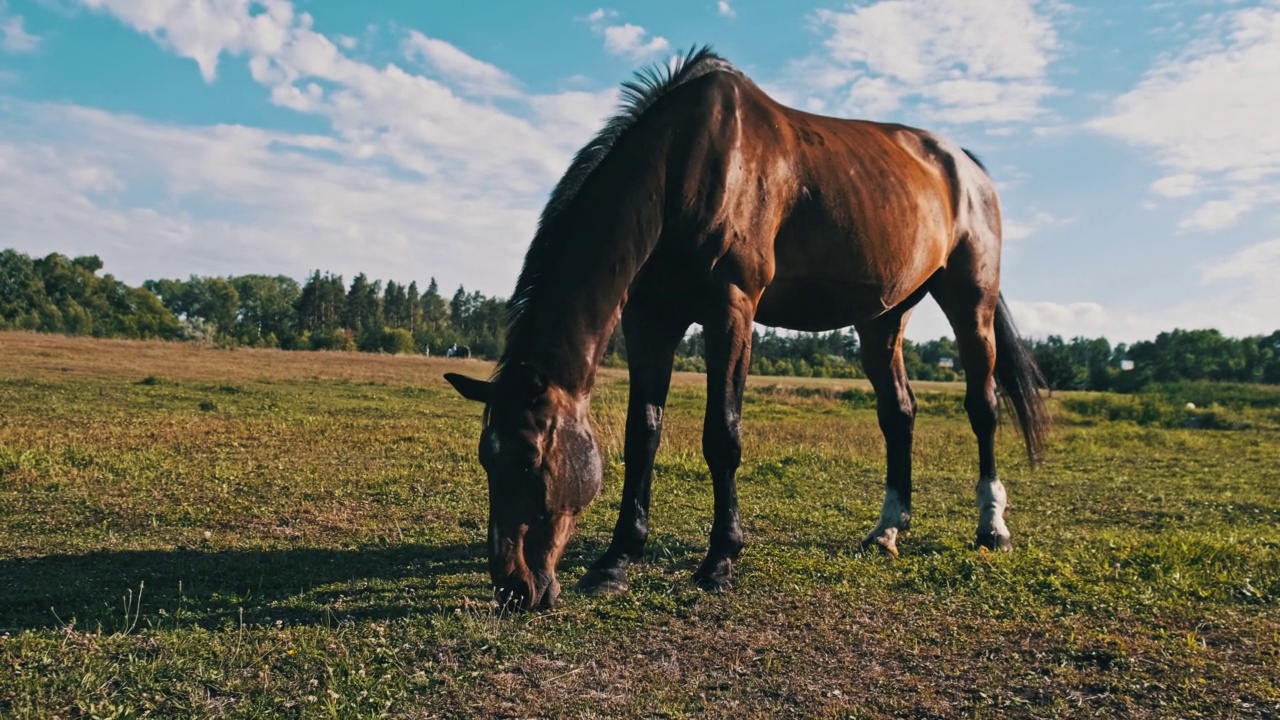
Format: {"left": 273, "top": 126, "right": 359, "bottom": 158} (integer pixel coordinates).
{"left": 1, "top": 0, "right": 1278, "bottom": 341}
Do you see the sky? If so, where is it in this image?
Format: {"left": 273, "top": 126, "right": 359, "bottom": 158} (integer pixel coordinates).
{"left": 1, "top": 0, "right": 1278, "bottom": 342}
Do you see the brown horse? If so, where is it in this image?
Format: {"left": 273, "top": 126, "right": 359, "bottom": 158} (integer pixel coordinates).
{"left": 445, "top": 47, "right": 1049, "bottom": 610}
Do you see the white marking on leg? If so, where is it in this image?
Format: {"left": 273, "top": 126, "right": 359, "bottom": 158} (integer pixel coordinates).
{"left": 877, "top": 490, "right": 911, "bottom": 532}
{"left": 976, "top": 478, "right": 1011, "bottom": 548}
{"left": 863, "top": 489, "right": 910, "bottom": 555}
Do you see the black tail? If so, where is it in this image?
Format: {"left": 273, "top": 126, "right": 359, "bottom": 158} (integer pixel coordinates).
{"left": 993, "top": 295, "right": 1050, "bottom": 465}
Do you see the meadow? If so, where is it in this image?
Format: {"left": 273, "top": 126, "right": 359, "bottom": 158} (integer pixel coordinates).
{"left": 1, "top": 331, "right": 1277, "bottom": 718}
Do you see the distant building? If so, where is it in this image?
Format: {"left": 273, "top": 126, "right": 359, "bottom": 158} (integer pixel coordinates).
{"left": 1120, "top": 359, "right": 1135, "bottom": 371}
{"left": 938, "top": 357, "right": 955, "bottom": 369}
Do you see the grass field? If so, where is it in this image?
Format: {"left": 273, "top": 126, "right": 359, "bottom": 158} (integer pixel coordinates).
{"left": 1, "top": 331, "right": 1278, "bottom": 719}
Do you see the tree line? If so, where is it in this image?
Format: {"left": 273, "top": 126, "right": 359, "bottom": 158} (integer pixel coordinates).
{"left": 3, "top": 248, "right": 1279, "bottom": 391}
{"left": 0, "top": 249, "right": 503, "bottom": 357}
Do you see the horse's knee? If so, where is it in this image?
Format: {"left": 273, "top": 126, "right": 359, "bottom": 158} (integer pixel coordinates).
{"left": 702, "top": 417, "right": 742, "bottom": 477}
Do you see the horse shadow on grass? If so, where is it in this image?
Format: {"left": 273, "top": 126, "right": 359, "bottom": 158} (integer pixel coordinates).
{"left": 1, "top": 532, "right": 931, "bottom": 633}
{"left": 0, "top": 542, "right": 489, "bottom": 633}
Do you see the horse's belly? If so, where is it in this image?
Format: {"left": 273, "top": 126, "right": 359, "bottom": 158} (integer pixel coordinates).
{"left": 718, "top": 140, "right": 953, "bottom": 330}
{"left": 755, "top": 277, "right": 901, "bottom": 331}
{"left": 755, "top": 231, "right": 945, "bottom": 330}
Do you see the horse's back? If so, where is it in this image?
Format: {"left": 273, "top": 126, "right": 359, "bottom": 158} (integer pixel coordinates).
{"left": 647, "top": 69, "right": 1001, "bottom": 329}
{"left": 732, "top": 86, "right": 994, "bottom": 328}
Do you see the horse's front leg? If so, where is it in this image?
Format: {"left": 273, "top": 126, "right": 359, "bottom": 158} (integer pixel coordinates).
{"left": 575, "top": 305, "right": 685, "bottom": 595}
{"left": 693, "top": 285, "right": 755, "bottom": 591}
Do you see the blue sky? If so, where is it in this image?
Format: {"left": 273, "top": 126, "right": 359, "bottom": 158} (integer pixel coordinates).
{"left": 2, "top": 0, "right": 1278, "bottom": 342}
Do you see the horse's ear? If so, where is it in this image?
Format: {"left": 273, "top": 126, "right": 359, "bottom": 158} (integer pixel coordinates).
{"left": 444, "top": 373, "right": 493, "bottom": 403}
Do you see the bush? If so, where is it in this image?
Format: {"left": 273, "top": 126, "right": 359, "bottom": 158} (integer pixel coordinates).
{"left": 381, "top": 328, "right": 417, "bottom": 355}
{"left": 310, "top": 328, "right": 356, "bottom": 352}
{"left": 673, "top": 356, "right": 706, "bottom": 373}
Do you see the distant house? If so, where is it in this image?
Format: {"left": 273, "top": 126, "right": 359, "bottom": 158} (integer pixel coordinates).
{"left": 938, "top": 357, "right": 955, "bottom": 369}
{"left": 1120, "top": 359, "right": 1135, "bottom": 371}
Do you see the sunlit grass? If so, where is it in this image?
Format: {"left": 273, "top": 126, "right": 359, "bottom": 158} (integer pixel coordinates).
{"left": 1, "top": 331, "right": 1277, "bottom": 718}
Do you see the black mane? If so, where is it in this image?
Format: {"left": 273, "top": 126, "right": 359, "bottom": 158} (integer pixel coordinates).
{"left": 497, "top": 45, "right": 736, "bottom": 374}
{"left": 962, "top": 148, "right": 988, "bottom": 174}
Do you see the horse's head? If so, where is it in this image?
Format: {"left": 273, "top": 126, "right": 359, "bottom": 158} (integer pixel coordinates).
{"left": 445, "top": 364, "right": 602, "bottom": 610}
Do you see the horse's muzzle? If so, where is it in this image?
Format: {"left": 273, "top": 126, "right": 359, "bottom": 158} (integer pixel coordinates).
{"left": 494, "top": 573, "right": 559, "bottom": 611}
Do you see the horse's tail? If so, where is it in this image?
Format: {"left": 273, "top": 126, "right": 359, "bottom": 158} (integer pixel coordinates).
{"left": 993, "top": 294, "right": 1050, "bottom": 465}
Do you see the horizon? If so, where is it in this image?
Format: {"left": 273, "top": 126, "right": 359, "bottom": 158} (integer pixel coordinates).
{"left": 2, "top": 0, "right": 1278, "bottom": 343}
{"left": 6, "top": 242, "right": 1278, "bottom": 346}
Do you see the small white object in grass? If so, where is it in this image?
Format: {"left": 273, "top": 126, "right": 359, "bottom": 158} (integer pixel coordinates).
{"left": 1186, "top": 402, "right": 1196, "bottom": 410}
{"left": 203, "top": 530, "right": 212, "bottom": 539}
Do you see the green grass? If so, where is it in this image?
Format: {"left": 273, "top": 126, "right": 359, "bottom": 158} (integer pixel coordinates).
{"left": 1, "top": 332, "right": 1278, "bottom": 718}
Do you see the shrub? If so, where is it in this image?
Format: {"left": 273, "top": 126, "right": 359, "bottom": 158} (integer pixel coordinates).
{"left": 310, "top": 328, "right": 357, "bottom": 352}
{"left": 381, "top": 328, "right": 417, "bottom": 355}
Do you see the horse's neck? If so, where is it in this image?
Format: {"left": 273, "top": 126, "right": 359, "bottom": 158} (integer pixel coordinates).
{"left": 522, "top": 195, "right": 663, "bottom": 394}
{"left": 501, "top": 103, "right": 681, "bottom": 395}
{"left": 522, "top": 237, "right": 639, "bottom": 394}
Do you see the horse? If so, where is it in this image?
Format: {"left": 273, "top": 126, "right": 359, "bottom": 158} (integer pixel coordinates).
{"left": 445, "top": 46, "right": 1049, "bottom": 610}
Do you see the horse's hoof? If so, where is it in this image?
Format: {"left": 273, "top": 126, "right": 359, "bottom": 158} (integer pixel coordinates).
{"left": 975, "top": 531, "right": 1013, "bottom": 552}
{"left": 862, "top": 538, "right": 899, "bottom": 558}
{"left": 860, "top": 528, "right": 900, "bottom": 558}
{"left": 693, "top": 557, "right": 735, "bottom": 592}
{"left": 574, "top": 565, "right": 629, "bottom": 595}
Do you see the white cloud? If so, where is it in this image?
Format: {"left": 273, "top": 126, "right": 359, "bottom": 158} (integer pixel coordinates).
{"left": 1090, "top": 3, "right": 1280, "bottom": 232}
{"left": 79, "top": 0, "right": 295, "bottom": 82}
{"left": 402, "top": 32, "right": 519, "bottom": 98}
{"left": 911, "top": 297, "right": 1151, "bottom": 343}
{"left": 1006, "top": 300, "right": 1124, "bottom": 338}
{"left": 799, "top": 0, "right": 1062, "bottom": 123}
{"left": 1202, "top": 237, "right": 1280, "bottom": 285}
{"left": 1179, "top": 197, "right": 1254, "bottom": 232}
{"left": 1003, "top": 210, "right": 1064, "bottom": 241}
{"left": 0, "top": 101, "right": 538, "bottom": 291}
{"left": 1188, "top": 237, "right": 1280, "bottom": 335}
{"left": 718, "top": 1, "right": 735, "bottom": 18}
{"left": 1, "top": 2, "right": 40, "bottom": 54}
{"left": 601, "top": 23, "right": 669, "bottom": 60}
{"left": 1150, "top": 173, "right": 1199, "bottom": 198}
{"left": 584, "top": 9, "right": 669, "bottom": 61}
{"left": 76, "top": 0, "right": 619, "bottom": 198}
{"left": 996, "top": 236, "right": 1280, "bottom": 342}
{"left": 3, "top": 0, "right": 627, "bottom": 295}
{"left": 1000, "top": 294, "right": 1280, "bottom": 343}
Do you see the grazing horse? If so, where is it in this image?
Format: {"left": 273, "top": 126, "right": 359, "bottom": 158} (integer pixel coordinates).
{"left": 445, "top": 47, "right": 1049, "bottom": 610}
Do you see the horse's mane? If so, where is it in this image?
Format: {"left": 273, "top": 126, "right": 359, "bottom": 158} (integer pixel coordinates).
{"left": 496, "top": 45, "right": 737, "bottom": 376}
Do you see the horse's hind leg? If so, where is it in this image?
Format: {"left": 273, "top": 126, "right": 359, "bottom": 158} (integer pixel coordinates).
{"left": 932, "top": 275, "right": 1011, "bottom": 551}
{"left": 857, "top": 310, "right": 917, "bottom": 558}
